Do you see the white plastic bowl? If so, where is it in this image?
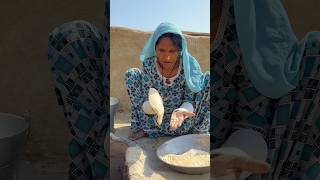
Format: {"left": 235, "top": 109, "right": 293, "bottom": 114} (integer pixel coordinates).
{"left": 156, "top": 134, "right": 210, "bottom": 174}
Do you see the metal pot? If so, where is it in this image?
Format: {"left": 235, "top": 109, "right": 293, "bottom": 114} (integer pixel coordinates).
{"left": 0, "top": 113, "right": 30, "bottom": 180}
{"left": 110, "top": 97, "right": 119, "bottom": 132}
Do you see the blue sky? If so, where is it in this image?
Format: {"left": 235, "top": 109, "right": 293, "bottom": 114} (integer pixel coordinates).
{"left": 110, "top": 0, "right": 210, "bottom": 33}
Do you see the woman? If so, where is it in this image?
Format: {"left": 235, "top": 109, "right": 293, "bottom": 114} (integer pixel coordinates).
{"left": 212, "top": 0, "right": 320, "bottom": 179}
{"left": 125, "top": 22, "right": 210, "bottom": 140}
{"left": 47, "top": 17, "right": 109, "bottom": 180}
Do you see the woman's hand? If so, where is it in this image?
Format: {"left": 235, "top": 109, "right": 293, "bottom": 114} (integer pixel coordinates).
{"left": 169, "top": 109, "right": 195, "bottom": 130}
{"left": 211, "top": 154, "right": 271, "bottom": 180}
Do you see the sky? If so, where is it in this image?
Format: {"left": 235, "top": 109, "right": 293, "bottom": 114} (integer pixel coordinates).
{"left": 110, "top": 0, "right": 210, "bottom": 33}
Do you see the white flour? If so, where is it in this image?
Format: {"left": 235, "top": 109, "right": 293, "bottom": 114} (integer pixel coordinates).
{"left": 161, "top": 149, "right": 210, "bottom": 167}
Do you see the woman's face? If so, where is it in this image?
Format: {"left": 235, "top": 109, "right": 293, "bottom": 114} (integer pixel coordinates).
{"left": 155, "top": 37, "right": 179, "bottom": 69}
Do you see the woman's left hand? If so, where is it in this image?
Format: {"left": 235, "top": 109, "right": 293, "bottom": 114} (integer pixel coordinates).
{"left": 170, "top": 110, "right": 195, "bottom": 130}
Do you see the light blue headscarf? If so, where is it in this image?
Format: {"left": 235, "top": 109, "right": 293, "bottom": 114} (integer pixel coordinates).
{"left": 234, "top": 0, "right": 320, "bottom": 99}
{"left": 140, "top": 22, "right": 209, "bottom": 93}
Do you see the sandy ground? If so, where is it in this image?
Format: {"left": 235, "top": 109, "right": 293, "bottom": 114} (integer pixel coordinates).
{"left": 110, "top": 112, "right": 131, "bottom": 180}
{"left": 110, "top": 139, "right": 129, "bottom": 180}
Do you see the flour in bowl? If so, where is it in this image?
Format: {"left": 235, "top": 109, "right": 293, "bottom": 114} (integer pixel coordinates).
{"left": 161, "top": 149, "right": 210, "bottom": 167}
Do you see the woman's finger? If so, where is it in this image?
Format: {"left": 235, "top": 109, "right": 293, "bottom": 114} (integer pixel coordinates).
{"left": 170, "top": 118, "right": 178, "bottom": 130}
{"left": 177, "top": 118, "right": 184, "bottom": 128}
{"left": 181, "top": 111, "right": 195, "bottom": 118}
{"left": 175, "top": 113, "right": 185, "bottom": 128}
{"left": 169, "top": 113, "right": 176, "bottom": 126}
{"left": 176, "top": 113, "right": 185, "bottom": 121}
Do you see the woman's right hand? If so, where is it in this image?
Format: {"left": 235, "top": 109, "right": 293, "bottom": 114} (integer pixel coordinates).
{"left": 211, "top": 154, "right": 271, "bottom": 180}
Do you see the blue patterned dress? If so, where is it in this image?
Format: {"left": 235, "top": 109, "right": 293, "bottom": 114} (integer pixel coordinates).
{"left": 48, "top": 20, "right": 108, "bottom": 179}
{"left": 212, "top": 0, "right": 320, "bottom": 179}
